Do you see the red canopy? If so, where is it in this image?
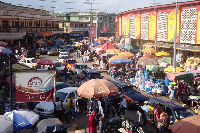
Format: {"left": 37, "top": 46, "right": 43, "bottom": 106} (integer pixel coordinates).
{"left": 167, "top": 72, "right": 184, "bottom": 81}
{"left": 101, "top": 41, "right": 115, "bottom": 51}
{"left": 37, "top": 58, "right": 54, "bottom": 65}
{"left": 112, "top": 42, "right": 118, "bottom": 46}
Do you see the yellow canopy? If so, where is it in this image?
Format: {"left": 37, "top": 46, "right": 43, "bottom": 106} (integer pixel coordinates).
{"left": 142, "top": 48, "right": 157, "bottom": 54}
{"left": 155, "top": 51, "right": 170, "bottom": 57}
{"left": 108, "top": 55, "right": 128, "bottom": 63}
{"left": 106, "top": 49, "right": 121, "bottom": 54}
{"left": 118, "top": 52, "right": 134, "bottom": 58}
{"left": 164, "top": 66, "right": 184, "bottom": 72}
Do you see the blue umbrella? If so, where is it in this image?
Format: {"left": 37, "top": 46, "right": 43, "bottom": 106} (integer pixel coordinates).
{"left": 93, "top": 40, "right": 100, "bottom": 47}
{"left": 110, "top": 58, "right": 132, "bottom": 64}
{"left": 4, "top": 110, "right": 39, "bottom": 131}
{"left": 0, "top": 47, "right": 12, "bottom": 55}
{"left": 124, "top": 45, "right": 133, "bottom": 50}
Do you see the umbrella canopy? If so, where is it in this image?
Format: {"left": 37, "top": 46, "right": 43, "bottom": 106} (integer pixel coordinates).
{"left": 36, "top": 40, "right": 45, "bottom": 44}
{"left": 46, "top": 40, "right": 53, "bottom": 44}
{"left": 142, "top": 54, "right": 157, "bottom": 59}
{"left": 37, "top": 58, "right": 54, "bottom": 65}
{"left": 56, "top": 38, "right": 63, "bottom": 41}
{"left": 124, "top": 45, "right": 133, "bottom": 50}
{"left": 108, "top": 55, "right": 128, "bottom": 63}
{"left": 167, "top": 72, "right": 184, "bottom": 81}
{"left": 155, "top": 51, "right": 170, "bottom": 57}
{"left": 5, "top": 110, "right": 39, "bottom": 131}
{"left": 174, "top": 71, "right": 194, "bottom": 81}
{"left": 0, "top": 115, "right": 13, "bottom": 133}
{"left": 142, "top": 47, "right": 157, "bottom": 54}
{"left": 137, "top": 58, "right": 159, "bottom": 67}
{"left": 106, "top": 49, "right": 121, "bottom": 54}
{"left": 164, "top": 66, "right": 184, "bottom": 72}
{"left": 110, "top": 58, "right": 133, "bottom": 64}
{"left": 101, "top": 42, "right": 115, "bottom": 51}
{"left": 77, "top": 79, "right": 119, "bottom": 98}
{"left": 168, "top": 115, "right": 200, "bottom": 133}
{"left": 118, "top": 52, "right": 135, "bottom": 58}
{"left": 0, "top": 41, "right": 8, "bottom": 47}
{"left": 31, "top": 118, "right": 67, "bottom": 133}
{"left": 0, "top": 46, "right": 12, "bottom": 55}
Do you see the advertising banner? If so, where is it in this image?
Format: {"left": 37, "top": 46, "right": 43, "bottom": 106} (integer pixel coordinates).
{"left": 122, "top": 16, "right": 124, "bottom": 36}
{"left": 167, "top": 9, "right": 180, "bottom": 42}
{"left": 15, "top": 71, "right": 56, "bottom": 102}
{"left": 135, "top": 14, "right": 141, "bottom": 39}
{"left": 148, "top": 11, "right": 157, "bottom": 41}
{"left": 119, "top": 17, "right": 121, "bottom": 36}
{"left": 126, "top": 14, "right": 130, "bottom": 36}
{"left": 103, "top": 26, "right": 107, "bottom": 32}
{"left": 196, "top": 6, "right": 200, "bottom": 44}
{"left": 89, "top": 26, "right": 97, "bottom": 38}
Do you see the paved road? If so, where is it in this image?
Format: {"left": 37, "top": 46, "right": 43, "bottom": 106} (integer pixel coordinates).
{"left": 38, "top": 52, "right": 155, "bottom": 133}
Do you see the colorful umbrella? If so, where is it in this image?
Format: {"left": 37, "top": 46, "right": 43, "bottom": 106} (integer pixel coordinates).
{"left": 124, "top": 45, "right": 133, "bottom": 50}
{"left": 0, "top": 115, "right": 13, "bottom": 133}
{"left": 110, "top": 58, "right": 132, "bottom": 64}
{"left": 108, "top": 55, "right": 128, "bottom": 63}
{"left": 164, "top": 66, "right": 184, "bottom": 72}
{"left": 0, "top": 47, "right": 12, "bottom": 55}
{"left": 142, "top": 47, "right": 157, "bottom": 54}
{"left": 168, "top": 115, "right": 200, "bottom": 133}
{"left": 0, "top": 41, "right": 8, "bottom": 47}
{"left": 137, "top": 58, "right": 159, "bottom": 67}
{"left": 142, "top": 54, "right": 157, "bottom": 59}
{"left": 37, "top": 58, "right": 54, "bottom": 65}
{"left": 5, "top": 110, "right": 39, "bottom": 131}
{"left": 77, "top": 79, "right": 119, "bottom": 98}
{"left": 118, "top": 52, "right": 134, "bottom": 58}
{"left": 106, "top": 49, "right": 121, "bottom": 54}
{"left": 174, "top": 71, "right": 194, "bottom": 81}
{"left": 155, "top": 51, "right": 170, "bottom": 57}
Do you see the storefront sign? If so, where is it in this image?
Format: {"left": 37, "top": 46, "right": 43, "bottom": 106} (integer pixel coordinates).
{"left": 15, "top": 71, "right": 56, "bottom": 102}
{"left": 89, "top": 26, "right": 96, "bottom": 38}
{"left": 135, "top": 14, "right": 141, "bottom": 39}
{"left": 167, "top": 9, "right": 180, "bottom": 42}
{"left": 196, "top": 6, "right": 200, "bottom": 44}
{"left": 148, "top": 11, "right": 157, "bottom": 41}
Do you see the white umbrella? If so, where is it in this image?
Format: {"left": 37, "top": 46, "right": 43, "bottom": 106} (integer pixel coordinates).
{"left": 0, "top": 115, "right": 13, "bottom": 133}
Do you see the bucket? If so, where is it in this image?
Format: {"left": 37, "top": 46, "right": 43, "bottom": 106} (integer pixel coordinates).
{"left": 165, "top": 77, "right": 169, "bottom": 85}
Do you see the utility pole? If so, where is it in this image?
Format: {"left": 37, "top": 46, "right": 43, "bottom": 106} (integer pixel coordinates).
{"left": 173, "top": 0, "right": 178, "bottom": 73}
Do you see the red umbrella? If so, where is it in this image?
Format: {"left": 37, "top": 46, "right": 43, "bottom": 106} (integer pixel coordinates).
{"left": 46, "top": 40, "right": 53, "bottom": 44}
{"left": 37, "top": 58, "right": 54, "bottom": 65}
{"left": 142, "top": 54, "right": 157, "bottom": 58}
{"left": 0, "top": 41, "right": 8, "bottom": 47}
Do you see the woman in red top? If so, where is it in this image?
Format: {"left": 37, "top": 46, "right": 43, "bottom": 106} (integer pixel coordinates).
{"left": 88, "top": 109, "right": 97, "bottom": 133}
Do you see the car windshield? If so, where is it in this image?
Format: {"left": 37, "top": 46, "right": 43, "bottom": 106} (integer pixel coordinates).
{"left": 122, "top": 86, "right": 139, "bottom": 94}
{"left": 55, "top": 92, "right": 68, "bottom": 102}
{"left": 68, "top": 60, "right": 76, "bottom": 64}
{"left": 55, "top": 62, "right": 62, "bottom": 67}
{"left": 88, "top": 73, "right": 101, "bottom": 79}
{"left": 31, "top": 59, "right": 37, "bottom": 63}
{"left": 76, "top": 65, "right": 87, "bottom": 69}
{"left": 60, "top": 49, "right": 68, "bottom": 52}
{"left": 59, "top": 56, "right": 68, "bottom": 59}
{"left": 174, "top": 108, "right": 195, "bottom": 120}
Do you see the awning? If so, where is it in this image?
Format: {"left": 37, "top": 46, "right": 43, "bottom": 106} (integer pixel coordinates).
{"left": 39, "top": 31, "right": 53, "bottom": 36}
{"left": 176, "top": 45, "right": 200, "bottom": 52}
{"left": 0, "top": 33, "right": 25, "bottom": 40}
{"left": 148, "top": 43, "right": 173, "bottom": 48}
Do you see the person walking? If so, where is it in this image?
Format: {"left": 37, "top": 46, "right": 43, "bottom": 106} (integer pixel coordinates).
{"left": 99, "top": 107, "right": 107, "bottom": 133}
{"left": 88, "top": 109, "right": 97, "bottom": 133}
{"left": 53, "top": 97, "right": 64, "bottom": 122}
{"left": 157, "top": 106, "right": 168, "bottom": 133}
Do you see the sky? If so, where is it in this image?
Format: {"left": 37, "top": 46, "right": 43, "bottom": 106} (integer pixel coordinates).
{"left": 0, "top": 0, "right": 191, "bottom": 14}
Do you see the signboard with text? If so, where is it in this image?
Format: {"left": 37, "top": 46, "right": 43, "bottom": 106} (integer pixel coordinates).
{"left": 15, "top": 71, "right": 56, "bottom": 102}
{"left": 89, "top": 26, "right": 96, "bottom": 38}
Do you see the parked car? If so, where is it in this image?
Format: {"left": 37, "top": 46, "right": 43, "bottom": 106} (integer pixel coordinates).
{"left": 34, "top": 87, "right": 78, "bottom": 118}
{"left": 65, "top": 45, "right": 73, "bottom": 52}
{"left": 147, "top": 97, "right": 196, "bottom": 125}
{"left": 55, "top": 82, "right": 71, "bottom": 91}
{"left": 53, "top": 61, "right": 65, "bottom": 75}
{"left": 62, "top": 59, "right": 77, "bottom": 70}
{"left": 110, "top": 80, "right": 148, "bottom": 109}
{"left": 48, "top": 48, "right": 59, "bottom": 56}
{"left": 81, "top": 69, "right": 103, "bottom": 80}
{"left": 71, "top": 63, "right": 88, "bottom": 76}
{"left": 59, "top": 49, "right": 69, "bottom": 57}
{"left": 19, "top": 58, "right": 37, "bottom": 68}
{"left": 23, "top": 50, "right": 40, "bottom": 58}
{"left": 57, "top": 55, "right": 69, "bottom": 63}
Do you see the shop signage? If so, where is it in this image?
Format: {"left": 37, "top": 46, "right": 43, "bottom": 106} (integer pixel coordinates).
{"left": 103, "top": 26, "right": 107, "bottom": 32}
{"left": 15, "top": 71, "right": 56, "bottom": 102}
{"left": 89, "top": 26, "right": 96, "bottom": 38}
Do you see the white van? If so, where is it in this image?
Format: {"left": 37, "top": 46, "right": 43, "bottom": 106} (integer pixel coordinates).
{"left": 34, "top": 87, "right": 78, "bottom": 118}
{"left": 19, "top": 58, "right": 37, "bottom": 68}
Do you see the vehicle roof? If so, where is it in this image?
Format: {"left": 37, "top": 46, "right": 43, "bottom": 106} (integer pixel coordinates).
{"left": 110, "top": 80, "right": 134, "bottom": 88}
{"left": 57, "top": 87, "right": 78, "bottom": 93}
{"left": 84, "top": 69, "right": 100, "bottom": 73}
{"left": 149, "top": 97, "right": 189, "bottom": 110}
{"left": 75, "top": 63, "right": 87, "bottom": 65}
